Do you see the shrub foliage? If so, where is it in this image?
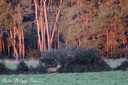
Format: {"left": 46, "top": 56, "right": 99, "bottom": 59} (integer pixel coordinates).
{"left": 0, "top": 61, "right": 8, "bottom": 74}
{"left": 39, "top": 47, "right": 111, "bottom": 73}
{"left": 16, "top": 60, "right": 29, "bottom": 72}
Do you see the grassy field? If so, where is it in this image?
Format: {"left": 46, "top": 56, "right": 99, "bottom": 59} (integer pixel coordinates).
{"left": 0, "top": 59, "right": 128, "bottom": 85}
{"left": 0, "top": 71, "right": 128, "bottom": 85}
{"left": 105, "top": 59, "right": 127, "bottom": 68}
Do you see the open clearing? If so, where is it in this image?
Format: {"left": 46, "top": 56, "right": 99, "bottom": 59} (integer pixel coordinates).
{"left": 0, "top": 71, "right": 128, "bottom": 85}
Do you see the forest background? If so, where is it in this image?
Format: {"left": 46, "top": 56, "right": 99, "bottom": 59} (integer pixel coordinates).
{"left": 0, "top": 0, "right": 128, "bottom": 60}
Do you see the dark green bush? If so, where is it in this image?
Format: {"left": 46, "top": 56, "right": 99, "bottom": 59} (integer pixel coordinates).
{"left": 16, "top": 60, "right": 29, "bottom": 72}
{"left": 61, "top": 47, "right": 111, "bottom": 72}
{"left": 0, "top": 61, "right": 8, "bottom": 74}
{"left": 39, "top": 46, "right": 111, "bottom": 73}
{"left": 114, "top": 60, "right": 128, "bottom": 71}
{"left": 39, "top": 46, "right": 76, "bottom": 70}
{"left": 40, "top": 50, "right": 58, "bottom": 69}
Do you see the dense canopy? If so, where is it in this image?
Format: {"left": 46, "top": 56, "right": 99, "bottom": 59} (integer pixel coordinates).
{"left": 0, "top": 0, "right": 128, "bottom": 59}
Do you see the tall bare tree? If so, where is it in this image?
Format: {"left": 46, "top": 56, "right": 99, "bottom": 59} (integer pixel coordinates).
{"left": 34, "top": 0, "right": 62, "bottom": 53}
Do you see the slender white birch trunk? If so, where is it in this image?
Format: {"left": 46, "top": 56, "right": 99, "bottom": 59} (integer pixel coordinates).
{"left": 34, "top": 0, "right": 42, "bottom": 51}
{"left": 43, "top": 0, "right": 50, "bottom": 50}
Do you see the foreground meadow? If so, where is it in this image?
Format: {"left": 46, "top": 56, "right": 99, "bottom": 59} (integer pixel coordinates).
{"left": 0, "top": 71, "right": 128, "bottom": 85}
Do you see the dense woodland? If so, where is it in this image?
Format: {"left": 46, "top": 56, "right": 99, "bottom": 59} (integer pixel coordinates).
{"left": 0, "top": 0, "right": 128, "bottom": 60}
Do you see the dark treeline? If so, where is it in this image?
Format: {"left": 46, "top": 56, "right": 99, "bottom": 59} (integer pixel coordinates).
{"left": 0, "top": 0, "right": 128, "bottom": 59}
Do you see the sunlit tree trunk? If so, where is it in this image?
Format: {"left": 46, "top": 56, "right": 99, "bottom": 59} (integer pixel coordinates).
{"left": 43, "top": 0, "right": 50, "bottom": 50}
{"left": 34, "top": 0, "right": 62, "bottom": 53}
{"left": 21, "top": 30, "right": 25, "bottom": 59}
{"left": 0, "top": 28, "right": 3, "bottom": 53}
{"left": 51, "top": 10, "right": 61, "bottom": 49}
{"left": 40, "top": 0, "right": 46, "bottom": 51}
{"left": 106, "top": 29, "right": 109, "bottom": 58}
{"left": 34, "top": 0, "right": 42, "bottom": 51}
{"left": 17, "top": 2, "right": 25, "bottom": 59}
{"left": 10, "top": 29, "right": 18, "bottom": 59}
{"left": 18, "top": 28, "right": 22, "bottom": 58}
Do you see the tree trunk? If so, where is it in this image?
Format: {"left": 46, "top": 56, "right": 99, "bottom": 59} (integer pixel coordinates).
{"left": 106, "top": 29, "right": 109, "bottom": 58}
{"left": 21, "top": 30, "right": 25, "bottom": 59}
{"left": 10, "top": 30, "right": 18, "bottom": 60}
{"left": 0, "top": 28, "right": 2, "bottom": 53}
{"left": 34, "top": 0, "right": 42, "bottom": 51}
{"left": 43, "top": 0, "right": 50, "bottom": 50}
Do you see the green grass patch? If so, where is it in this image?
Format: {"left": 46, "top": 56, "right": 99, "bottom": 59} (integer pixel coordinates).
{"left": 2, "top": 59, "right": 126, "bottom": 69}
{"left": 0, "top": 71, "right": 128, "bottom": 85}
{"left": 0, "top": 60, "right": 39, "bottom": 70}
{"left": 105, "top": 59, "right": 127, "bottom": 68}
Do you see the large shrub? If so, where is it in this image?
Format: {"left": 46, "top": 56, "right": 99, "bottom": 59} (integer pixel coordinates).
{"left": 39, "top": 50, "right": 58, "bottom": 71}
{"left": 39, "top": 46, "right": 111, "bottom": 73}
{"left": 60, "top": 47, "right": 111, "bottom": 72}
